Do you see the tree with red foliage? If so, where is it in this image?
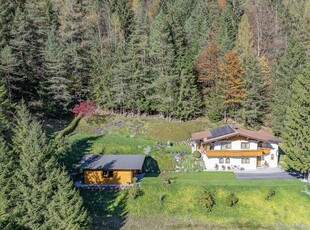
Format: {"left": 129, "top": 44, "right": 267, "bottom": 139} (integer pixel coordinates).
{"left": 72, "top": 101, "right": 97, "bottom": 117}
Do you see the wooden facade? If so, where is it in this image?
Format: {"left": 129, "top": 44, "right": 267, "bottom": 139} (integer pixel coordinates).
{"left": 83, "top": 169, "right": 136, "bottom": 184}
{"left": 205, "top": 149, "right": 270, "bottom": 157}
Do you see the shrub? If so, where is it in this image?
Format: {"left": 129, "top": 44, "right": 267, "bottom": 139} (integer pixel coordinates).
{"left": 215, "top": 164, "right": 219, "bottom": 170}
{"left": 265, "top": 189, "right": 276, "bottom": 200}
{"left": 227, "top": 166, "right": 231, "bottom": 170}
{"left": 160, "top": 172, "right": 174, "bottom": 185}
{"left": 72, "top": 101, "right": 98, "bottom": 117}
{"left": 222, "top": 165, "right": 226, "bottom": 170}
{"left": 192, "top": 151, "right": 201, "bottom": 158}
{"left": 226, "top": 192, "right": 239, "bottom": 207}
{"left": 199, "top": 189, "right": 216, "bottom": 212}
{"left": 128, "top": 184, "right": 144, "bottom": 199}
{"left": 158, "top": 192, "right": 166, "bottom": 206}
{"left": 240, "top": 167, "right": 245, "bottom": 171}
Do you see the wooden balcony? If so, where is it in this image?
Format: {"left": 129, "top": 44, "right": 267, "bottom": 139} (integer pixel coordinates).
{"left": 205, "top": 149, "right": 271, "bottom": 157}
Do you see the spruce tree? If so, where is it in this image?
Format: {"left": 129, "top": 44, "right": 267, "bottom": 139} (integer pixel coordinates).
{"left": 0, "top": 79, "right": 10, "bottom": 134}
{"left": 0, "top": 46, "right": 21, "bottom": 102}
{"left": 271, "top": 35, "right": 306, "bottom": 136}
{"left": 13, "top": 118, "right": 57, "bottom": 229}
{"left": 45, "top": 169, "right": 91, "bottom": 229}
{"left": 0, "top": 1, "right": 16, "bottom": 48}
{"left": 0, "top": 136, "right": 15, "bottom": 227}
{"left": 41, "top": 27, "right": 72, "bottom": 115}
{"left": 282, "top": 73, "right": 310, "bottom": 183}
{"left": 242, "top": 58, "right": 266, "bottom": 128}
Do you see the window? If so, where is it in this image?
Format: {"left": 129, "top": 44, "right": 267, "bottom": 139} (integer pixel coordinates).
{"left": 219, "top": 158, "right": 224, "bottom": 164}
{"left": 103, "top": 171, "right": 113, "bottom": 178}
{"left": 241, "top": 158, "right": 250, "bottom": 164}
{"left": 241, "top": 142, "right": 250, "bottom": 149}
{"left": 271, "top": 154, "right": 274, "bottom": 160}
{"left": 221, "top": 142, "right": 232, "bottom": 150}
{"left": 225, "top": 158, "right": 230, "bottom": 163}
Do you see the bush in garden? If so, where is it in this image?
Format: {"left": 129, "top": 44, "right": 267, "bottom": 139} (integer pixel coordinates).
{"left": 72, "top": 101, "right": 98, "bottom": 117}
{"left": 128, "top": 184, "right": 144, "bottom": 199}
{"left": 265, "top": 189, "right": 276, "bottom": 200}
{"left": 192, "top": 151, "right": 201, "bottom": 158}
{"left": 160, "top": 171, "right": 174, "bottom": 185}
{"left": 158, "top": 192, "right": 166, "bottom": 206}
{"left": 226, "top": 192, "right": 239, "bottom": 207}
{"left": 199, "top": 189, "right": 216, "bottom": 212}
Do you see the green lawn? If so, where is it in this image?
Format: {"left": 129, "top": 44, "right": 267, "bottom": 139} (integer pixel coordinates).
{"left": 80, "top": 172, "right": 310, "bottom": 229}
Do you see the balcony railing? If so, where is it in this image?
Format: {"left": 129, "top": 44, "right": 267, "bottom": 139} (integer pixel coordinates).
{"left": 204, "top": 149, "right": 271, "bottom": 157}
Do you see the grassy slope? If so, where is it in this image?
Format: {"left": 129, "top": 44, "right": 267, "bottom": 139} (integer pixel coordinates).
{"left": 67, "top": 115, "right": 310, "bottom": 229}
{"left": 81, "top": 172, "right": 310, "bottom": 229}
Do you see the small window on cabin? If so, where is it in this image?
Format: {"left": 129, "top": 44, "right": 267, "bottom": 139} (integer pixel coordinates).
{"left": 271, "top": 154, "right": 274, "bottom": 160}
{"left": 219, "top": 158, "right": 224, "bottom": 164}
{"left": 103, "top": 171, "right": 113, "bottom": 178}
{"left": 225, "top": 158, "right": 230, "bottom": 163}
{"left": 241, "top": 142, "right": 250, "bottom": 149}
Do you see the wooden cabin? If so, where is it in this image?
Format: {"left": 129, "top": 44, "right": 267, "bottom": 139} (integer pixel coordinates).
{"left": 77, "top": 154, "right": 145, "bottom": 184}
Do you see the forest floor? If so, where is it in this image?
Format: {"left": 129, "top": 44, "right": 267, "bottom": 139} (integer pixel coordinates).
{"left": 64, "top": 115, "right": 310, "bottom": 229}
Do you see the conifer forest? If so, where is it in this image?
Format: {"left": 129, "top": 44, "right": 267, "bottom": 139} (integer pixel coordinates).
{"left": 0, "top": 0, "right": 309, "bottom": 229}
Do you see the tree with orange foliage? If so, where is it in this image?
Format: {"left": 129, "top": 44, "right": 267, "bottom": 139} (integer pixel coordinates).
{"left": 196, "top": 40, "right": 220, "bottom": 94}
{"left": 219, "top": 51, "right": 246, "bottom": 116}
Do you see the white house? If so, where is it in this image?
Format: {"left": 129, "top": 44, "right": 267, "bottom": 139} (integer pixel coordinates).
{"left": 191, "top": 125, "right": 280, "bottom": 170}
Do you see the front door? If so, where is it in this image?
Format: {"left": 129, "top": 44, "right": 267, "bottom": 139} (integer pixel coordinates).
{"left": 257, "top": 156, "right": 262, "bottom": 167}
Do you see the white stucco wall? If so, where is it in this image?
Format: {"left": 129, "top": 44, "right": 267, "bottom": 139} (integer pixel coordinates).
{"left": 262, "top": 142, "right": 279, "bottom": 168}
{"left": 204, "top": 156, "right": 257, "bottom": 170}
{"left": 213, "top": 140, "right": 258, "bottom": 150}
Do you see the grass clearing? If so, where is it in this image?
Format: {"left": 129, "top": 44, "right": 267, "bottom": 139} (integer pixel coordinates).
{"left": 80, "top": 172, "right": 310, "bottom": 229}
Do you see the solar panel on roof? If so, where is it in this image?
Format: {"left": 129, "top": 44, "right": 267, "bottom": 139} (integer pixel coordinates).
{"left": 209, "top": 125, "right": 235, "bottom": 138}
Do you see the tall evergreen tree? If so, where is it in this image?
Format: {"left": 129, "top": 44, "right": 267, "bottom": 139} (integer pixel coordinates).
{"left": 271, "top": 35, "right": 306, "bottom": 136}
{"left": 45, "top": 169, "right": 91, "bottom": 229}
{"left": 0, "top": 1, "right": 16, "bottom": 48}
{"left": 0, "top": 136, "right": 15, "bottom": 227}
{"left": 41, "top": 27, "right": 72, "bottom": 115}
{"left": 282, "top": 73, "right": 310, "bottom": 183}
{"left": 0, "top": 46, "right": 21, "bottom": 102}
{"left": 0, "top": 79, "right": 10, "bottom": 134}
{"left": 242, "top": 58, "right": 266, "bottom": 128}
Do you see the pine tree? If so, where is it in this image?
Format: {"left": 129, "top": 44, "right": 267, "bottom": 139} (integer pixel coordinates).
{"left": 282, "top": 73, "right": 310, "bottom": 183}
{"left": 41, "top": 27, "right": 72, "bottom": 115}
{"left": 0, "top": 79, "right": 10, "bottom": 134}
{"left": 45, "top": 169, "right": 91, "bottom": 229}
{"left": 242, "top": 58, "right": 266, "bottom": 128}
{"left": 271, "top": 35, "right": 306, "bottom": 136}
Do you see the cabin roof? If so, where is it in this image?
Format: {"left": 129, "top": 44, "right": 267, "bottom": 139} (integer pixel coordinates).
{"left": 191, "top": 125, "right": 279, "bottom": 143}
{"left": 77, "top": 154, "right": 146, "bottom": 170}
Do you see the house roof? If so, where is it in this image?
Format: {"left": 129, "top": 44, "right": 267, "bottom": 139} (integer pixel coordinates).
{"left": 77, "top": 154, "right": 146, "bottom": 170}
{"left": 191, "top": 125, "right": 279, "bottom": 143}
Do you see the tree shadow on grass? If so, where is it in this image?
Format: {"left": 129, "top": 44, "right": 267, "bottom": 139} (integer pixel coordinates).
{"left": 59, "top": 135, "right": 103, "bottom": 173}
{"left": 142, "top": 156, "right": 160, "bottom": 177}
{"left": 79, "top": 175, "right": 128, "bottom": 230}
